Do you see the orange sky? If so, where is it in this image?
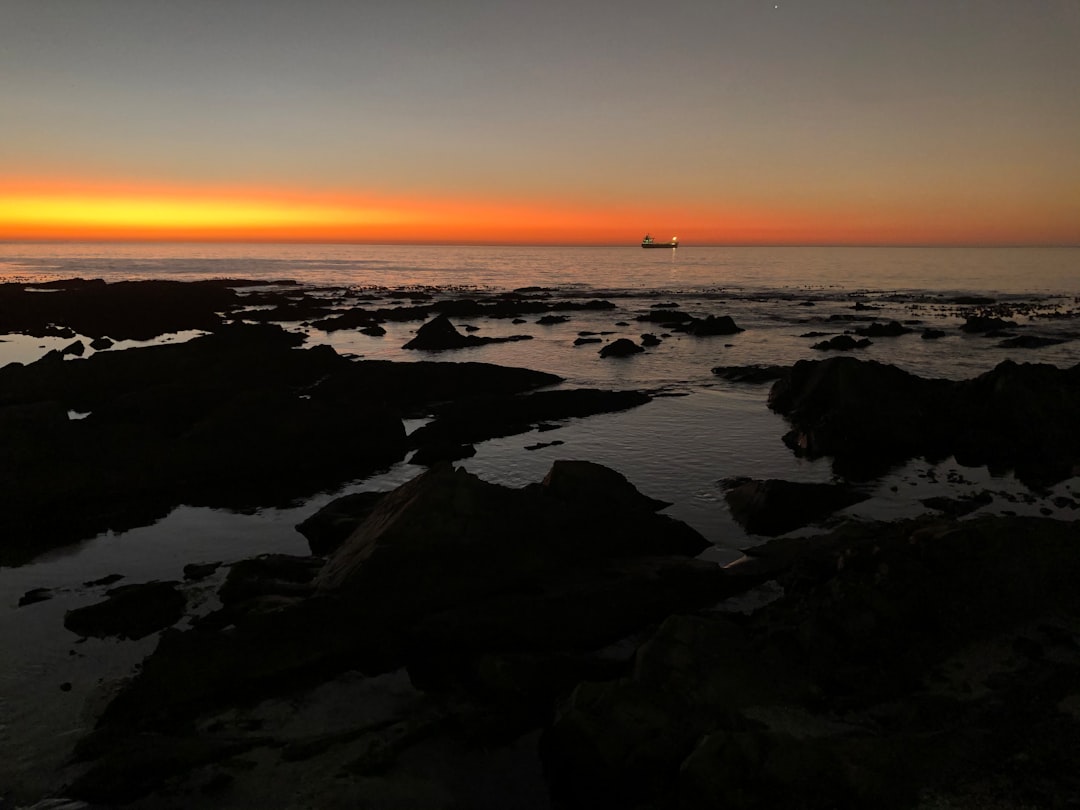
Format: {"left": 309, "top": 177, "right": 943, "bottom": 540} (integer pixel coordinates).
{"left": 3, "top": 178, "right": 1076, "bottom": 247}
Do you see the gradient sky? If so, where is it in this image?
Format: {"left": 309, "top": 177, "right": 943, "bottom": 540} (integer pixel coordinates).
{"left": 2, "top": 0, "right": 1079, "bottom": 245}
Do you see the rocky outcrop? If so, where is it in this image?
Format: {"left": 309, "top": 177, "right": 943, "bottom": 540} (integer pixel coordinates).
{"left": 768, "top": 356, "right": 1080, "bottom": 487}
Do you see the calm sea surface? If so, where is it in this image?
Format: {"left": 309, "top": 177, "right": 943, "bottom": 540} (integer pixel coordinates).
{"left": 1, "top": 243, "right": 1079, "bottom": 799}
{"left": 2, "top": 242, "right": 1079, "bottom": 294}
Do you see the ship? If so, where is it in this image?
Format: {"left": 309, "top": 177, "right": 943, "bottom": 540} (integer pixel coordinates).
{"left": 641, "top": 233, "right": 678, "bottom": 248}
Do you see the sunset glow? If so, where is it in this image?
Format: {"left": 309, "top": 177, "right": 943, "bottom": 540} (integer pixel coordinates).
{"left": 2, "top": 179, "right": 1076, "bottom": 247}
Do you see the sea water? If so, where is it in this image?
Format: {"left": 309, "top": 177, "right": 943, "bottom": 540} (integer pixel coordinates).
{"left": 1, "top": 243, "right": 1078, "bottom": 799}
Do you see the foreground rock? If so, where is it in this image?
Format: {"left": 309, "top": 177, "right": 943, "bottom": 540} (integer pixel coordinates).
{"left": 768, "top": 356, "right": 1080, "bottom": 487}
{"left": 63, "top": 461, "right": 737, "bottom": 804}
{"left": 542, "top": 514, "right": 1080, "bottom": 809}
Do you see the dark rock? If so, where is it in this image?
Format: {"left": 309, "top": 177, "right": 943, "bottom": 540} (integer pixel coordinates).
{"left": 812, "top": 334, "right": 872, "bottom": 351}
{"left": 402, "top": 314, "right": 531, "bottom": 350}
{"left": 64, "top": 581, "right": 186, "bottom": 640}
{"left": 961, "top": 315, "right": 1018, "bottom": 333}
{"left": 0, "top": 323, "right": 410, "bottom": 565}
{"left": 62, "top": 340, "right": 86, "bottom": 356}
{"left": 408, "top": 441, "right": 477, "bottom": 465}
{"left": 359, "top": 324, "right": 386, "bottom": 336}
{"left": 854, "top": 321, "right": 913, "bottom": 337}
{"left": 921, "top": 328, "right": 947, "bottom": 340}
{"left": 89, "top": 336, "right": 114, "bottom": 351}
{"left": 0, "top": 279, "right": 238, "bottom": 340}
{"left": 711, "top": 365, "right": 789, "bottom": 384}
{"left": 408, "top": 388, "right": 650, "bottom": 452}
{"left": 722, "top": 478, "right": 869, "bottom": 535}
{"left": 183, "top": 561, "right": 222, "bottom": 581}
{"left": 536, "top": 314, "right": 568, "bottom": 325}
{"left": 683, "top": 315, "right": 744, "bottom": 337}
{"left": 799, "top": 331, "right": 831, "bottom": 338}
{"left": 540, "top": 459, "right": 671, "bottom": 514}
{"left": 574, "top": 337, "right": 602, "bottom": 346}
{"left": 768, "top": 356, "right": 1080, "bottom": 487}
{"left": 640, "top": 333, "right": 661, "bottom": 346}
{"left": 217, "top": 554, "right": 324, "bottom": 609}
{"left": 296, "top": 491, "right": 388, "bottom": 555}
{"left": 543, "top": 515, "right": 1080, "bottom": 809}
{"left": 524, "top": 439, "right": 564, "bottom": 451}
{"left": 920, "top": 491, "right": 993, "bottom": 518}
{"left": 18, "top": 587, "right": 53, "bottom": 607}
{"left": 635, "top": 309, "right": 693, "bottom": 324}
{"left": 83, "top": 573, "right": 124, "bottom": 587}
{"left": 599, "top": 339, "right": 643, "bottom": 358}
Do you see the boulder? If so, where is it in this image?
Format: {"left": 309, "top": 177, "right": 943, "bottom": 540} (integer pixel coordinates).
{"left": 599, "top": 339, "right": 643, "bottom": 358}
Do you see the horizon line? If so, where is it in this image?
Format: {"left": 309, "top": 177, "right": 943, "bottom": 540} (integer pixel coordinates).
{"left": 2, "top": 239, "right": 1078, "bottom": 250}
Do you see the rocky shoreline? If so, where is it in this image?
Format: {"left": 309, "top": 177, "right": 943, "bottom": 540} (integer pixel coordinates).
{"left": 3, "top": 279, "right": 1079, "bottom": 808}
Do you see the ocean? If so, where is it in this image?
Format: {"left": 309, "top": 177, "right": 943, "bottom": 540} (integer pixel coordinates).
{"left": 1, "top": 242, "right": 1079, "bottom": 799}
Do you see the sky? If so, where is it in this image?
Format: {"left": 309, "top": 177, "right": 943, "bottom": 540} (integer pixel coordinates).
{"left": 2, "top": 0, "right": 1079, "bottom": 245}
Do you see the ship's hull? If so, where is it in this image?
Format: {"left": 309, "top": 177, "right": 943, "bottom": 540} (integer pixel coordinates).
{"left": 642, "top": 242, "right": 678, "bottom": 248}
